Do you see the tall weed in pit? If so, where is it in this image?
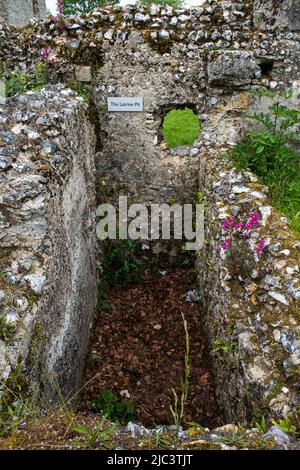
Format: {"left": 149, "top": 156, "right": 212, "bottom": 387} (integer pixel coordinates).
{"left": 170, "top": 312, "right": 190, "bottom": 428}
{"left": 230, "top": 88, "right": 300, "bottom": 234}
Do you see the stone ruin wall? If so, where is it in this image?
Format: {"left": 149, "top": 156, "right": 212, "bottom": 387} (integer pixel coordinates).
{"left": 0, "top": 1, "right": 299, "bottom": 421}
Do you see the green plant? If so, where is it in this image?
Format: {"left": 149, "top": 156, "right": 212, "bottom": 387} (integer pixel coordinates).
{"left": 254, "top": 415, "right": 268, "bottom": 434}
{"left": 143, "top": 427, "right": 174, "bottom": 448}
{"left": 213, "top": 338, "right": 236, "bottom": 354}
{"left": 98, "top": 299, "right": 112, "bottom": 314}
{"left": 271, "top": 417, "right": 297, "bottom": 433}
{"left": 219, "top": 432, "right": 248, "bottom": 448}
{"left": 230, "top": 88, "right": 300, "bottom": 234}
{"left": 24, "top": 290, "right": 38, "bottom": 307}
{"left": 61, "top": 0, "right": 119, "bottom": 15}
{"left": 5, "top": 63, "right": 48, "bottom": 98}
{"left": 193, "top": 191, "right": 206, "bottom": 205}
{"left": 163, "top": 108, "right": 200, "bottom": 148}
{"left": 141, "top": 0, "right": 183, "bottom": 8}
{"left": 0, "top": 317, "right": 16, "bottom": 342}
{"left": 0, "top": 400, "right": 33, "bottom": 437}
{"left": 0, "top": 359, "right": 36, "bottom": 437}
{"left": 170, "top": 312, "right": 190, "bottom": 427}
{"left": 100, "top": 239, "right": 143, "bottom": 289}
{"left": 186, "top": 421, "right": 206, "bottom": 430}
{"left": 72, "top": 418, "right": 117, "bottom": 450}
{"left": 68, "top": 80, "right": 92, "bottom": 102}
{"left": 91, "top": 389, "right": 135, "bottom": 424}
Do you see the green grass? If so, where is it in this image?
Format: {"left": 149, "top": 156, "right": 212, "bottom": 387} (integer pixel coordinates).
{"left": 163, "top": 108, "right": 200, "bottom": 148}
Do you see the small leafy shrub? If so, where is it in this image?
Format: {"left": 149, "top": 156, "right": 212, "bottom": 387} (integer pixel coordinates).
{"left": 4, "top": 63, "right": 48, "bottom": 98}
{"left": 221, "top": 212, "right": 266, "bottom": 278}
{"left": 230, "top": 88, "right": 300, "bottom": 234}
{"left": 90, "top": 389, "right": 135, "bottom": 424}
{"left": 271, "top": 417, "right": 297, "bottom": 433}
{"left": 100, "top": 239, "right": 143, "bottom": 289}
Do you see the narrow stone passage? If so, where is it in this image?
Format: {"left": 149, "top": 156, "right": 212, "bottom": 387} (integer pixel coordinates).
{"left": 81, "top": 267, "right": 221, "bottom": 428}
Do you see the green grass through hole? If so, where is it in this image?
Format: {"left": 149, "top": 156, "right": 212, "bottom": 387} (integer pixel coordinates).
{"left": 162, "top": 108, "right": 200, "bottom": 149}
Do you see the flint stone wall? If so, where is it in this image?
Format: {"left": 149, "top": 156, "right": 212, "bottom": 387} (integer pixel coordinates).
{"left": 0, "top": 85, "right": 97, "bottom": 396}
{"left": 197, "top": 89, "right": 300, "bottom": 422}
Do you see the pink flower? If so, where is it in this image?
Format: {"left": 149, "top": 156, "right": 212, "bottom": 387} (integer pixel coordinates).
{"left": 50, "top": 15, "right": 58, "bottom": 23}
{"left": 245, "top": 211, "right": 261, "bottom": 231}
{"left": 235, "top": 223, "right": 242, "bottom": 230}
{"left": 41, "top": 45, "right": 49, "bottom": 60}
{"left": 256, "top": 239, "right": 266, "bottom": 255}
{"left": 223, "top": 216, "right": 236, "bottom": 229}
{"left": 57, "top": 0, "right": 64, "bottom": 14}
{"left": 222, "top": 239, "right": 231, "bottom": 251}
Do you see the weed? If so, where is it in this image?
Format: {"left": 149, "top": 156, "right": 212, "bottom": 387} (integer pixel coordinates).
{"left": 98, "top": 299, "right": 112, "bottom": 314}
{"left": 72, "top": 418, "right": 116, "bottom": 450}
{"left": 5, "top": 63, "right": 48, "bottom": 97}
{"left": 67, "top": 79, "right": 92, "bottom": 102}
{"left": 91, "top": 389, "right": 135, "bottom": 424}
{"left": 213, "top": 339, "right": 236, "bottom": 354}
{"left": 24, "top": 290, "right": 38, "bottom": 306}
{"left": 253, "top": 415, "right": 268, "bottom": 434}
{"left": 142, "top": 427, "right": 174, "bottom": 448}
{"left": 0, "top": 317, "right": 16, "bottom": 342}
{"left": 0, "top": 358, "right": 35, "bottom": 437}
{"left": 271, "top": 417, "right": 297, "bottom": 433}
{"left": 219, "top": 432, "right": 248, "bottom": 448}
{"left": 193, "top": 191, "right": 206, "bottom": 205}
{"left": 170, "top": 312, "right": 190, "bottom": 427}
{"left": 186, "top": 422, "right": 206, "bottom": 436}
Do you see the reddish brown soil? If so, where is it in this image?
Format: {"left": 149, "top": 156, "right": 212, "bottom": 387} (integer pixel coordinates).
{"left": 82, "top": 268, "right": 221, "bottom": 427}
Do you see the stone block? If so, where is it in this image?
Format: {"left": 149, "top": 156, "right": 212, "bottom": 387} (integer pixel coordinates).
{"left": 75, "top": 65, "right": 92, "bottom": 83}
{"left": 208, "top": 50, "right": 261, "bottom": 88}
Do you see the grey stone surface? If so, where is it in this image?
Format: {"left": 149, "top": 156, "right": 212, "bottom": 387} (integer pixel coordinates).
{"left": 0, "top": 86, "right": 97, "bottom": 399}
{"left": 0, "top": 0, "right": 46, "bottom": 27}
{"left": 208, "top": 51, "right": 261, "bottom": 88}
{"left": 254, "top": 0, "right": 300, "bottom": 32}
{"left": 266, "top": 426, "right": 291, "bottom": 449}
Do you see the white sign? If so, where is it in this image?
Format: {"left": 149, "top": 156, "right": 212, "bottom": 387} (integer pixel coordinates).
{"left": 107, "top": 97, "right": 143, "bottom": 112}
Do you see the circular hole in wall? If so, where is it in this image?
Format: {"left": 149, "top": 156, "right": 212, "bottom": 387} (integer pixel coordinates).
{"left": 162, "top": 108, "right": 200, "bottom": 149}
